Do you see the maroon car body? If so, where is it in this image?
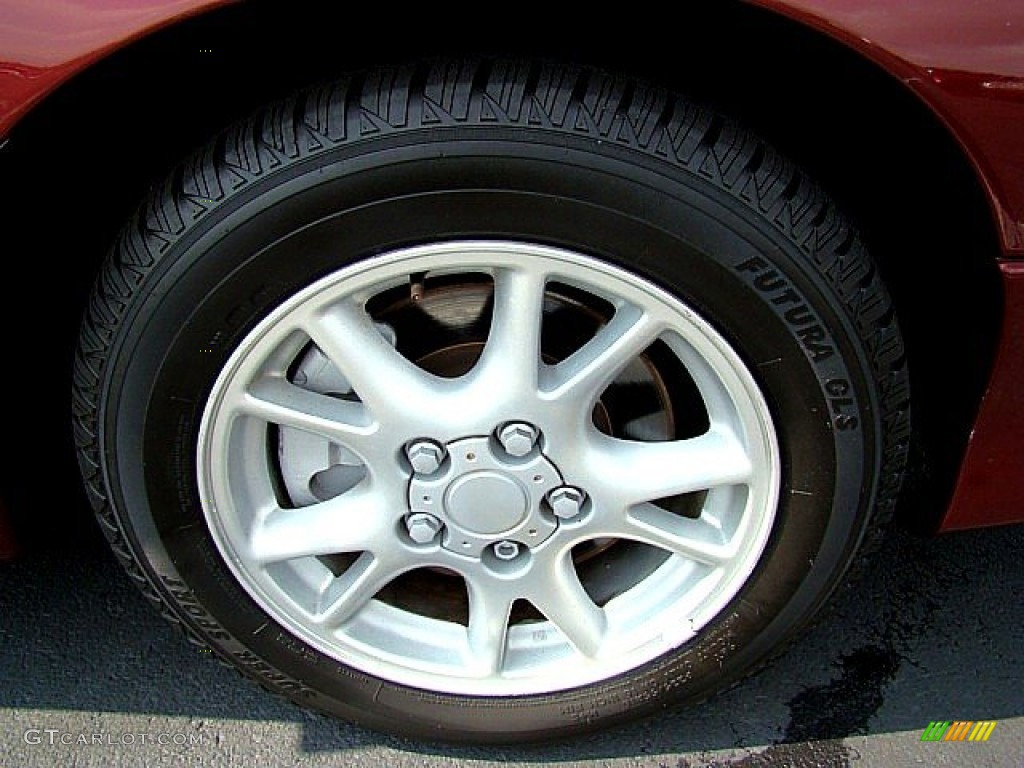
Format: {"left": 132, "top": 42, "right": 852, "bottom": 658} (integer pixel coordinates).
{"left": 2, "top": 0, "right": 1020, "bottom": 547}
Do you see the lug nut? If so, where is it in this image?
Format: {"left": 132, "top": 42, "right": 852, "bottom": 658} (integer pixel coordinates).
{"left": 497, "top": 422, "right": 539, "bottom": 457}
{"left": 492, "top": 540, "right": 521, "bottom": 561}
{"left": 548, "top": 486, "right": 587, "bottom": 520}
{"left": 406, "top": 513, "right": 443, "bottom": 544}
{"left": 406, "top": 439, "right": 445, "bottom": 475}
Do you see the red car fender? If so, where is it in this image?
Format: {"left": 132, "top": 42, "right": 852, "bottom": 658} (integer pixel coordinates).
{"left": 751, "top": 0, "right": 1024, "bottom": 256}
{"left": 0, "top": 0, "right": 234, "bottom": 138}
{"left": 943, "top": 263, "right": 1024, "bottom": 530}
{"left": 750, "top": 1, "right": 1024, "bottom": 531}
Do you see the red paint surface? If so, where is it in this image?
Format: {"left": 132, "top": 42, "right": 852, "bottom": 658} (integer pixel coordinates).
{"left": 752, "top": 0, "right": 1024, "bottom": 254}
{"left": 0, "top": 0, "right": 230, "bottom": 137}
{"left": 942, "top": 262, "right": 1024, "bottom": 530}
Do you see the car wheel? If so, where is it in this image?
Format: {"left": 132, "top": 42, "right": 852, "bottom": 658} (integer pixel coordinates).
{"left": 73, "top": 59, "right": 909, "bottom": 743}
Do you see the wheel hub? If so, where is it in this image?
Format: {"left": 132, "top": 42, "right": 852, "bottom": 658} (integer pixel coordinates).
{"left": 446, "top": 472, "right": 527, "bottom": 533}
{"left": 408, "top": 435, "right": 562, "bottom": 557}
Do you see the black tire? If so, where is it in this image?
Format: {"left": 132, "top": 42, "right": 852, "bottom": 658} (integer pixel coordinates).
{"left": 73, "top": 59, "right": 909, "bottom": 744}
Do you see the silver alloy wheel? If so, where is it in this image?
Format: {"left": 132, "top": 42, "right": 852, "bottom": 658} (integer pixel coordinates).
{"left": 197, "top": 241, "right": 780, "bottom": 696}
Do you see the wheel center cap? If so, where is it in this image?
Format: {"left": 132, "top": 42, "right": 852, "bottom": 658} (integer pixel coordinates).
{"left": 445, "top": 471, "right": 528, "bottom": 534}
{"left": 407, "top": 434, "right": 564, "bottom": 556}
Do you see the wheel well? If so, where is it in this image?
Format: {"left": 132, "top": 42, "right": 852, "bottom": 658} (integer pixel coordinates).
{"left": 0, "top": 0, "right": 1000, "bottom": 545}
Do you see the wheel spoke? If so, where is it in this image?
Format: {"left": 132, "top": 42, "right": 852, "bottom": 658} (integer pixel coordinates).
{"left": 618, "top": 503, "right": 735, "bottom": 565}
{"left": 304, "top": 299, "right": 446, "bottom": 417}
{"left": 249, "top": 488, "right": 392, "bottom": 563}
{"left": 471, "top": 266, "right": 547, "bottom": 393}
{"left": 241, "top": 376, "right": 375, "bottom": 448}
{"left": 315, "top": 552, "right": 403, "bottom": 628}
{"left": 465, "top": 579, "right": 514, "bottom": 675}
{"left": 543, "top": 304, "right": 664, "bottom": 410}
{"left": 586, "top": 428, "right": 752, "bottom": 506}
{"left": 528, "top": 554, "right": 606, "bottom": 658}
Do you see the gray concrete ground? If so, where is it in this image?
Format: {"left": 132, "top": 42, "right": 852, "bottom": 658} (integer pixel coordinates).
{"left": 0, "top": 519, "right": 1021, "bottom": 767}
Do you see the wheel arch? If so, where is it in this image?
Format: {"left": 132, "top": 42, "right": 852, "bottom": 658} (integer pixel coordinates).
{"left": 0, "top": 0, "right": 1002, "bottom": 546}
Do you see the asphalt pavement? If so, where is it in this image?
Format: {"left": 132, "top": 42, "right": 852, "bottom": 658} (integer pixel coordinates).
{"left": 0, "top": 514, "right": 1021, "bottom": 767}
